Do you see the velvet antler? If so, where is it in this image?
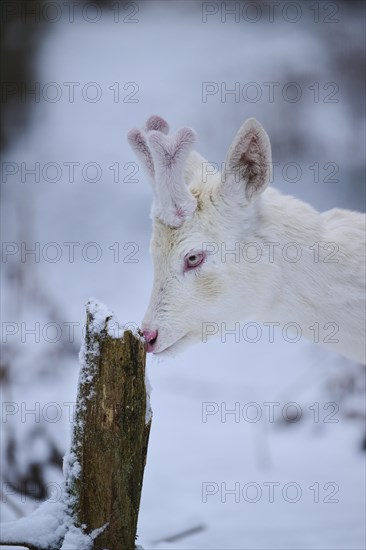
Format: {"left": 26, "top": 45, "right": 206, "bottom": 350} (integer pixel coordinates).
{"left": 127, "top": 116, "right": 198, "bottom": 228}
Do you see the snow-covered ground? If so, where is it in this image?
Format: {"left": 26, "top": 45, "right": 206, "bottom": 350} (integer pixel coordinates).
{"left": 1, "top": 1, "right": 365, "bottom": 548}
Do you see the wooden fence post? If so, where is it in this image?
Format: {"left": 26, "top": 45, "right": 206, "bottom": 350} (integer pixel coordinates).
{"left": 67, "top": 300, "right": 151, "bottom": 549}
{"left": 0, "top": 300, "right": 151, "bottom": 549}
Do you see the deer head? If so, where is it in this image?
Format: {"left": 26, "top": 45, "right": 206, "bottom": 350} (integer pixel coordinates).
{"left": 127, "top": 115, "right": 272, "bottom": 355}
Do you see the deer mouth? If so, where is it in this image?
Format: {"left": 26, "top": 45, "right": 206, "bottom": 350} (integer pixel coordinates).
{"left": 152, "top": 333, "right": 191, "bottom": 356}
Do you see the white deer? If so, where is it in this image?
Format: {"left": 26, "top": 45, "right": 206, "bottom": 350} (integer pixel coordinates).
{"left": 128, "top": 116, "right": 365, "bottom": 363}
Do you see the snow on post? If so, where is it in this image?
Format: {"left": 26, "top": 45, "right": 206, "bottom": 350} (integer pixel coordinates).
{"left": 65, "top": 299, "right": 151, "bottom": 549}
{"left": 0, "top": 299, "right": 151, "bottom": 550}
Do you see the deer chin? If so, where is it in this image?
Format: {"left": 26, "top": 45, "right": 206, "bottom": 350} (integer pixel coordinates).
{"left": 152, "top": 332, "right": 193, "bottom": 357}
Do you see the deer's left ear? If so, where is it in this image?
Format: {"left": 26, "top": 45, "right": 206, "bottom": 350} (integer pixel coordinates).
{"left": 222, "top": 118, "right": 272, "bottom": 202}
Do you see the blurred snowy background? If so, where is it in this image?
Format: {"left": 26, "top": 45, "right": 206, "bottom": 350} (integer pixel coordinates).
{"left": 1, "top": 1, "right": 365, "bottom": 548}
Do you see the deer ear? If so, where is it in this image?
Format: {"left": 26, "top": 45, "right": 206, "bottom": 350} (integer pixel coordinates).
{"left": 222, "top": 118, "right": 272, "bottom": 202}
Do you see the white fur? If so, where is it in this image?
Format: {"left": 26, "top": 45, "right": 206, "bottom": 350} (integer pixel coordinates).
{"left": 128, "top": 117, "right": 366, "bottom": 363}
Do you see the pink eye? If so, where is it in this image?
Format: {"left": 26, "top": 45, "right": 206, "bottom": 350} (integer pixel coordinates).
{"left": 185, "top": 252, "right": 205, "bottom": 270}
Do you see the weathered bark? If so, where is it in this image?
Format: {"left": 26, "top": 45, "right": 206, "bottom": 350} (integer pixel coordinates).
{"left": 68, "top": 302, "right": 151, "bottom": 549}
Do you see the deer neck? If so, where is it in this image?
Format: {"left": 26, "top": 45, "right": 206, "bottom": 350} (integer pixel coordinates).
{"left": 252, "top": 187, "right": 329, "bottom": 327}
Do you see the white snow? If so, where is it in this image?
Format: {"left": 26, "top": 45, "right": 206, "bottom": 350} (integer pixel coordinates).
{"left": 63, "top": 451, "right": 81, "bottom": 485}
{"left": 1, "top": 446, "right": 107, "bottom": 549}
{"left": 0, "top": 500, "right": 68, "bottom": 549}
{"left": 85, "top": 297, "right": 114, "bottom": 335}
{"left": 0, "top": 498, "right": 106, "bottom": 550}
{"left": 145, "top": 368, "right": 153, "bottom": 424}
{"left": 60, "top": 523, "right": 107, "bottom": 550}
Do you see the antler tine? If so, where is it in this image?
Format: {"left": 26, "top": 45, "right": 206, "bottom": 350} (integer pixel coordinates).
{"left": 128, "top": 117, "right": 198, "bottom": 228}
{"left": 127, "top": 128, "right": 155, "bottom": 182}
{"left": 127, "top": 116, "right": 170, "bottom": 183}
{"left": 147, "top": 127, "right": 197, "bottom": 227}
{"left": 145, "top": 115, "right": 169, "bottom": 135}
